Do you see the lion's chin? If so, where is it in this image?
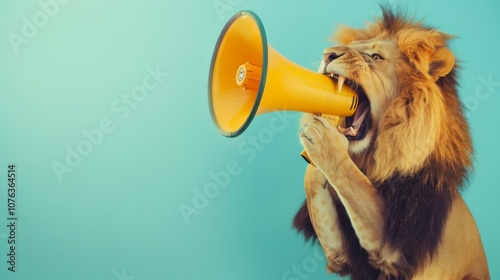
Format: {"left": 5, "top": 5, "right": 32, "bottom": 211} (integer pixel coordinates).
{"left": 347, "top": 129, "right": 374, "bottom": 154}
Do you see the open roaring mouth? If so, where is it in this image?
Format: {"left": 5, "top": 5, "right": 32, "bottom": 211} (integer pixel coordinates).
{"left": 328, "top": 74, "right": 371, "bottom": 141}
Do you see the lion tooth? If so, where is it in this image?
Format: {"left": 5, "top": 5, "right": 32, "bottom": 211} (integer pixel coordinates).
{"left": 343, "top": 126, "right": 357, "bottom": 136}
{"left": 348, "top": 127, "right": 357, "bottom": 136}
{"left": 338, "top": 76, "right": 345, "bottom": 92}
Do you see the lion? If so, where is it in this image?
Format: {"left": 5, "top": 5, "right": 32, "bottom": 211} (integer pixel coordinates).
{"left": 294, "top": 7, "right": 490, "bottom": 280}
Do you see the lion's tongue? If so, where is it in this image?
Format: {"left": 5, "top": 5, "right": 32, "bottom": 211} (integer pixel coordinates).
{"left": 343, "top": 100, "right": 370, "bottom": 137}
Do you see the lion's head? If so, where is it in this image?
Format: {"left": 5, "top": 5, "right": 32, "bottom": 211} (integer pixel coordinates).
{"left": 312, "top": 8, "right": 472, "bottom": 186}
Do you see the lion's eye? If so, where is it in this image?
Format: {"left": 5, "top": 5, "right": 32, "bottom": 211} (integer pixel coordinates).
{"left": 371, "top": 53, "right": 384, "bottom": 61}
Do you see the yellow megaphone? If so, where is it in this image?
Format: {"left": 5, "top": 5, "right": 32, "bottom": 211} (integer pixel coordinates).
{"left": 208, "top": 11, "right": 357, "bottom": 162}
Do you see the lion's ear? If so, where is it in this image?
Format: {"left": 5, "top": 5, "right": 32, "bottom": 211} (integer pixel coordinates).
{"left": 399, "top": 29, "right": 455, "bottom": 81}
{"left": 429, "top": 48, "right": 455, "bottom": 81}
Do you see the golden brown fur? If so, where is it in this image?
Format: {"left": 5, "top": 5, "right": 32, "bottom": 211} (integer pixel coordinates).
{"left": 294, "top": 8, "right": 489, "bottom": 279}
{"left": 336, "top": 13, "right": 469, "bottom": 186}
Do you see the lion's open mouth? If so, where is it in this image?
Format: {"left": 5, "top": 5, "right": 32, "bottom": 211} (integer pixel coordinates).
{"left": 329, "top": 74, "right": 371, "bottom": 141}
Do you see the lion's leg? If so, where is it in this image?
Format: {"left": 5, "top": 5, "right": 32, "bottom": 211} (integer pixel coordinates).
{"left": 304, "top": 164, "right": 347, "bottom": 273}
{"left": 325, "top": 160, "right": 403, "bottom": 275}
{"left": 300, "top": 115, "right": 403, "bottom": 275}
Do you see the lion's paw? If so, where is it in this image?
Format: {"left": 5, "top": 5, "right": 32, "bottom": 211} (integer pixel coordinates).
{"left": 299, "top": 114, "right": 349, "bottom": 172}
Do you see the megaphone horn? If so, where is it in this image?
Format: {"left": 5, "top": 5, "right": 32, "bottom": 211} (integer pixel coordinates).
{"left": 208, "top": 10, "right": 358, "bottom": 141}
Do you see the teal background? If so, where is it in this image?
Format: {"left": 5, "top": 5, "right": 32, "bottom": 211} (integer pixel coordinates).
{"left": 1, "top": 0, "right": 499, "bottom": 279}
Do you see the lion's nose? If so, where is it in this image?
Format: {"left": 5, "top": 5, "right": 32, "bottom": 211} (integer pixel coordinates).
{"left": 323, "top": 52, "right": 344, "bottom": 64}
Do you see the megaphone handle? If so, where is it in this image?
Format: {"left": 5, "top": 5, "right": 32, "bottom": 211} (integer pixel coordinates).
{"left": 300, "top": 150, "right": 315, "bottom": 167}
